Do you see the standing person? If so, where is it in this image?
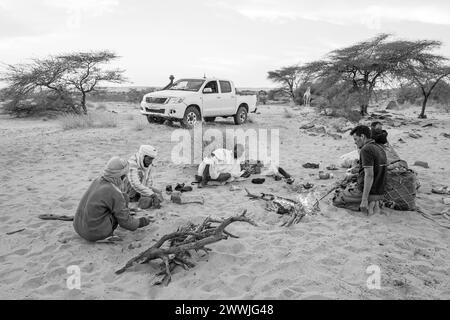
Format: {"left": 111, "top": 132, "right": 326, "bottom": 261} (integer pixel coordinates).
{"left": 122, "top": 145, "right": 163, "bottom": 208}
{"left": 333, "top": 125, "right": 388, "bottom": 215}
{"left": 73, "top": 157, "right": 151, "bottom": 242}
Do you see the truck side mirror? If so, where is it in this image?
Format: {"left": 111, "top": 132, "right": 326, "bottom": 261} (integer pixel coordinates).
{"left": 203, "top": 88, "right": 213, "bottom": 94}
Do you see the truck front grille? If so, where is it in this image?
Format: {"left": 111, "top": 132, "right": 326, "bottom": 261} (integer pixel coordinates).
{"left": 146, "top": 97, "right": 167, "bottom": 104}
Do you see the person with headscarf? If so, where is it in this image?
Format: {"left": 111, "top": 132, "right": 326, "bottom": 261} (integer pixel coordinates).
{"left": 73, "top": 157, "right": 151, "bottom": 242}
{"left": 370, "top": 122, "right": 406, "bottom": 168}
{"left": 197, "top": 144, "right": 246, "bottom": 187}
{"left": 122, "top": 145, "right": 163, "bottom": 207}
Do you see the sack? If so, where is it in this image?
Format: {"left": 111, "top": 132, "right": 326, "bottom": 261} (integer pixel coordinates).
{"left": 384, "top": 169, "right": 418, "bottom": 211}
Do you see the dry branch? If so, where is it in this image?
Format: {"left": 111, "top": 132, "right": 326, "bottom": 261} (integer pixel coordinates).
{"left": 115, "top": 210, "right": 257, "bottom": 286}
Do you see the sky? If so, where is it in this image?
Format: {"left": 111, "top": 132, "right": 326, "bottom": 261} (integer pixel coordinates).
{"left": 1, "top": 0, "right": 450, "bottom": 88}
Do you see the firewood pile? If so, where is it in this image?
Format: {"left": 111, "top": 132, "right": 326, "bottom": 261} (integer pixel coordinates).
{"left": 115, "top": 210, "right": 257, "bottom": 286}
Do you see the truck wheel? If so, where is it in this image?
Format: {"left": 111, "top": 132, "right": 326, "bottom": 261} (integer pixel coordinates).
{"left": 234, "top": 106, "right": 248, "bottom": 125}
{"left": 182, "top": 107, "right": 201, "bottom": 129}
{"left": 204, "top": 117, "right": 216, "bottom": 122}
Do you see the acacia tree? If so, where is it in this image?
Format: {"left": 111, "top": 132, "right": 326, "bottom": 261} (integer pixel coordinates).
{"left": 306, "top": 34, "right": 443, "bottom": 115}
{"left": 267, "top": 65, "right": 305, "bottom": 102}
{"left": 60, "top": 51, "right": 126, "bottom": 114}
{"left": 1, "top": 50, "right": 126, "bottom": 115}
{"left": 397, "top": 49, "right": 450, "bottom": 118}
{"left": 0, "top": 57, "right": 77, "bottom": 114}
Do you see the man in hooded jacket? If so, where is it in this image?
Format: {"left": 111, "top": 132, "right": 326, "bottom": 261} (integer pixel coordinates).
{"left": 73, "top": 157, "right": 151, "bottom": 242}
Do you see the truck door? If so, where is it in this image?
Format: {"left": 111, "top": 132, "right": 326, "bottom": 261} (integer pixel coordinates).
{"left": 218, "top": 80, "right": 235, "bottom": 116}
{"left": 202, "top": 80, "right": 221, "bottom": 117}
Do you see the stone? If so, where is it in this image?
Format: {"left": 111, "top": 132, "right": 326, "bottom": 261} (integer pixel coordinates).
{"left": 299, "top": 122, "right": 315, "bottom": 130}
{"left": 414, "top": 161, "right": 429, "bottom": 169}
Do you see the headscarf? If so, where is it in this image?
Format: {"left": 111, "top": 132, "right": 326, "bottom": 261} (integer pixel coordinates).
{"left": 102, "top": 156, "right": 129, "bottom": 189}
{"left": 136, "top": 145, "right": 158, "bottom": 170}
{"left": 371, "top": 129, "right": 388, "bottom": 145}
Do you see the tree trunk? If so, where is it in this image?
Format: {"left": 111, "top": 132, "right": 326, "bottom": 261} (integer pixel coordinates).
{"left": 419, "top": 95, "right": 429, "bottom": 119}
{"left": 81, "top": 92, "right": 87, "bottom": 114}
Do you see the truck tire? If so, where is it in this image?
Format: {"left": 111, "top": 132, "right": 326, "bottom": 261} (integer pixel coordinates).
{"left": 147, "top": 115, "right": 165, "bottom": 124}
{"left": 234, "top": 106, "right": 248, "bottom": 125}
{"left": 204, "top": 117, "right": 216, "bottom": 122}
{"left": 181, "top": 107, "right": 201, "bottom": 129}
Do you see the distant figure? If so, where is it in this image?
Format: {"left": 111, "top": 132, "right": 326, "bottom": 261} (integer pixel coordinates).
{"left": 258, "top": 90, "right": 267, "bottom": 105}
{"left": 162, "top": 75, "right": 175, "bottom": 90}
{"left": 303, "top": 86, "right": 311, "bottom": 107}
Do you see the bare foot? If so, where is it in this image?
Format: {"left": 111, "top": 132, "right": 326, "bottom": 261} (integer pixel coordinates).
{"left": 374, "top": 201, "right": 381, "bottom": 215}
{"left": 367, "top": 201, "right": 376, "bottom": 216}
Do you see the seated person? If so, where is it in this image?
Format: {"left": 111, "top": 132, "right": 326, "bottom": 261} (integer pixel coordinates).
{"left": 122, "top": 145, "right": 163, "bottom": 208}
{"left": 333, "top": 125, "right": 387, "bottom": 215}
{"left": 197, "top": 144, "right": 246, "bottom": 187}
{"left": 73, "top": 157, "right": 151, "bottom": 242}
{"left": 371, "top": 122, "right": 407, "bottom": 169}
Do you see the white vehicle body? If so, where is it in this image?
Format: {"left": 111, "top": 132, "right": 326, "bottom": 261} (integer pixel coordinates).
{"left": 140, "top": 78, "right": 257, "bottom": 124}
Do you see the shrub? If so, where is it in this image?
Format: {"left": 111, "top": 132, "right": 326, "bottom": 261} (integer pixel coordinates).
{"left": 397, "top": 86, "right": 421, "bottom": 105}
{"left": 59, "top": 111, "right": 118, "bottom": 130}
{"left": 4, "top": 90, "right": 78, "bottom": 117}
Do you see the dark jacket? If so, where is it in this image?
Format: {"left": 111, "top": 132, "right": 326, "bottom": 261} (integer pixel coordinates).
{"left": 74, "top": 177, "right": 141, "bottom": 242}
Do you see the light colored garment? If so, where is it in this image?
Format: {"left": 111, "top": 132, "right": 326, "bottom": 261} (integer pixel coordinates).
{"left": 125, "top": 145, "right": 157, "bottom": 197}
{"left": 198, "top": 148, "right": 243, "bottom": 179}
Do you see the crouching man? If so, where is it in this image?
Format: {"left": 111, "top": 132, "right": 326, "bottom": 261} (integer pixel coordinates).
{"left": 333, "top": 125, "right": 387, "bottom": 215}
{"left": 122, "top": 145, "right": 163, "bottom": 209}
{"left": 197, "top": 144, "right": 246, "bottom": 187}
{"left": 74, "top": 157, "right": 151, "bottom": 242}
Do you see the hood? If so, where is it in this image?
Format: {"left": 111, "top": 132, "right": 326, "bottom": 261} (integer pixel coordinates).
{"left": 135, "top": 145, "right": 158, "bottom": 170}
{"left": 144, "top": 90, "right": 198, "bottom": 99}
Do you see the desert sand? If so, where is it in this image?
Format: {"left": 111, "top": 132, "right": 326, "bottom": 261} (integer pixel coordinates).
{"left": 0, "top": 103, "right": 449, "bottom": 300}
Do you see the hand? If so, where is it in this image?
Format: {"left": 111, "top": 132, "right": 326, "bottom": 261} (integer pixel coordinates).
{"left": 151, "top": 187, "right": 162, "bottom": 194}
{"left": 150, "top": 193, "right": 162, "bottom": 208}
{"left": 360, "top": 199, "right": 369, "bottom": 215}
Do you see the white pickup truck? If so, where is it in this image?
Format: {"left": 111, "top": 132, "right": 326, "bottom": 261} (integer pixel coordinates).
{"left": 140, "top": 78, "right": 257, "bottom": 128}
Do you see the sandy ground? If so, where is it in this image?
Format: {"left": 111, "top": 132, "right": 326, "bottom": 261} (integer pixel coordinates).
{"left": 0, "top": 102, "right": 449, "bottom": 300}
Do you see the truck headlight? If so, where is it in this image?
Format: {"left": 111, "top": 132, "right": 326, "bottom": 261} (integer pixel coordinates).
{"left": 167, "top": 97, "right": 184, "bottom": 104}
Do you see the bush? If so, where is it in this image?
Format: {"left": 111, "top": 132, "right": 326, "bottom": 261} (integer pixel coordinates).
{"left": 59, "top": 111, "right": 118, "bottom": 130}
{"left": 3, "top": 90, "right": 78, "bottom": 117}
{"left": 396, "top": 86, "right": 421, "bottom": 105}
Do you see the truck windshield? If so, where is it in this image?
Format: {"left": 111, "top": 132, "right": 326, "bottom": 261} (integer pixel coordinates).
{"left": 169, "top": 79, "right": 205, "bottom": 92}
